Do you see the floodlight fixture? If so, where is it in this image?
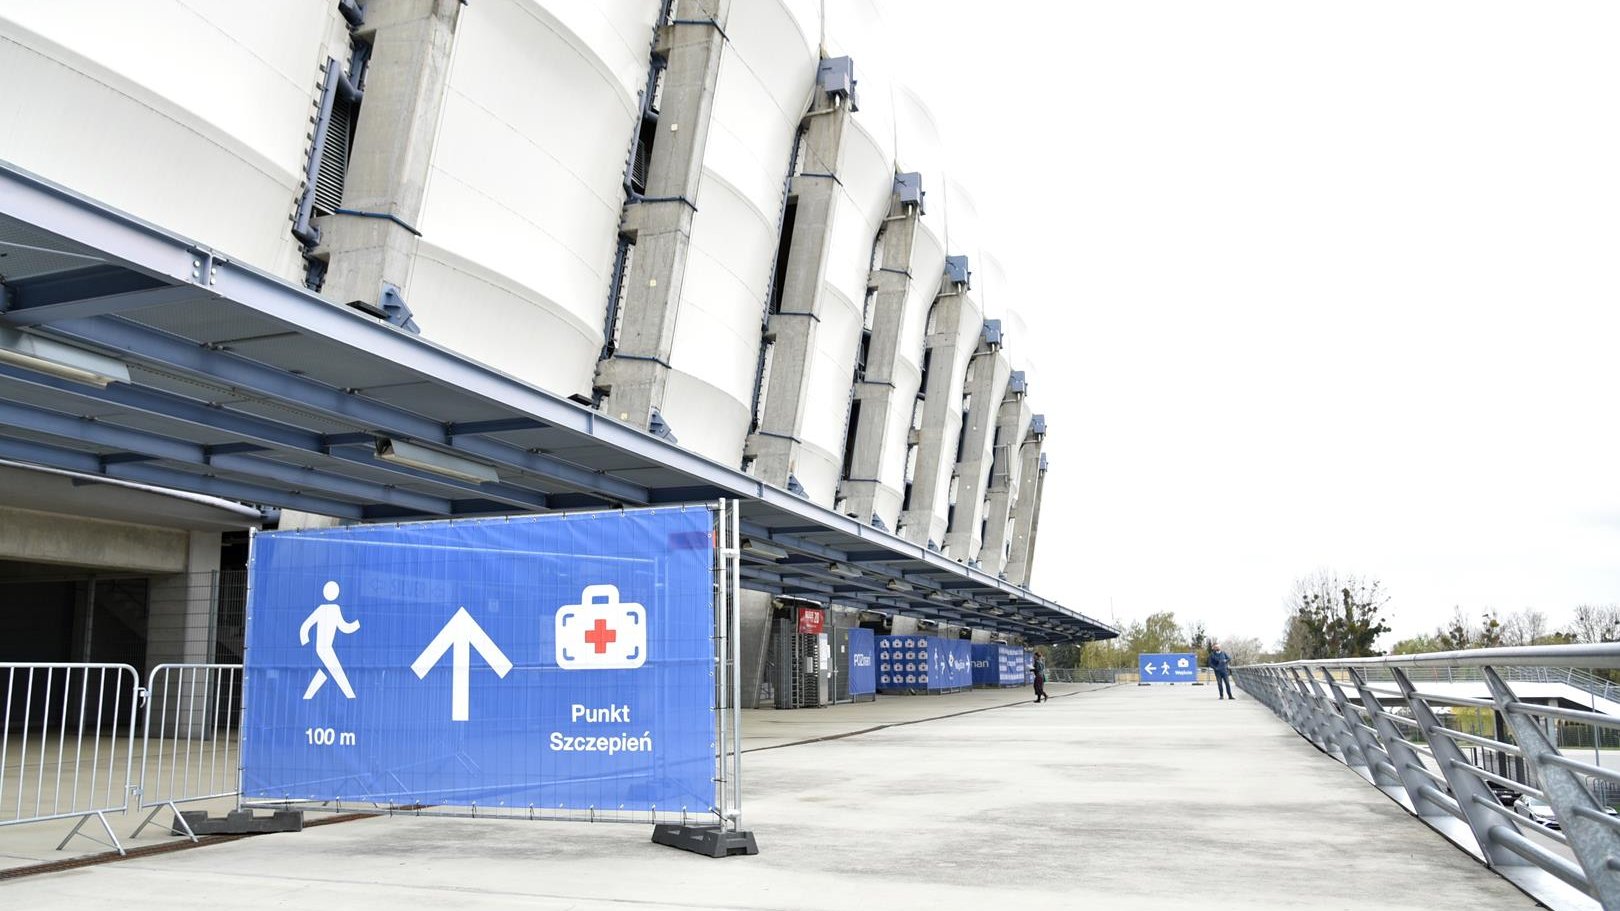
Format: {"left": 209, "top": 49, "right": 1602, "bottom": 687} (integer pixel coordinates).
{"left": 0, "top": 327, "right": 130, "bottom": 388}
{"left": 739, "top": 538, "right": 789, "bottom": 561}
{"left": 376, "top": 437, "right": 499, "bottom": 484}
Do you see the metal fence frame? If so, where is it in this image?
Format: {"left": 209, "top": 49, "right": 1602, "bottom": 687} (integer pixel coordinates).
{"left": 0, "top": 662, "right": 142, "bottom": 854}
{"left": 132, "top": 663, "right": 243, "bottom": 841}
{"left": 1237, "top": 644, "right": 1620, "bottom": 911}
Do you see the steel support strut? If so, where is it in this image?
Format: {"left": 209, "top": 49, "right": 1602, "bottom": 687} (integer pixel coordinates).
{"left": 1482, "top": 666, "right": 1620, "bottom": 905}
{"left": 1391, "top": 668, "right": 1527, "bottom": 868}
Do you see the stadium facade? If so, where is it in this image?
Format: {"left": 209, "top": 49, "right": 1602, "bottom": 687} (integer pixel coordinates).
{"left": 0, "top": 0, "right": 1084, "bottom": 706}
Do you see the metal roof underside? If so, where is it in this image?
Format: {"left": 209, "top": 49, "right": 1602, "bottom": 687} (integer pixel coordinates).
{"left": 0, "top": 162, "right": 1116, "bottom": 645}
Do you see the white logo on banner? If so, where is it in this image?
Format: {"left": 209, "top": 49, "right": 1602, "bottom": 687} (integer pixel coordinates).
{"left": 1177, "top": 657, "right": 1190, "bottom": 668}
{"left": 556, "top": 584, "right": 647, "bottom": 670}
{"left": 300, "top": 581, "right": 360, "bottom": 701}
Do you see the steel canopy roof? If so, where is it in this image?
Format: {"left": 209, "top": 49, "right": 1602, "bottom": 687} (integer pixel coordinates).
{"left": 0, "top": 162, "right": 1115, "bottom": 644}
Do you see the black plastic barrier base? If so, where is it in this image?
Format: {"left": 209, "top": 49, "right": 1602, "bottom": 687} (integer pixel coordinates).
{"left": 178, "top": 809, "right": 303, "bottom": 835}
{"left": 651, "top": 824, "right": 759, "bottom": 857}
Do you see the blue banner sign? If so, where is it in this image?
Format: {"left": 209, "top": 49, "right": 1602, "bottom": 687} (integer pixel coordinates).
{"left": 848, "top": 628, "right": 875, "bottom": 697}
{"left": 241, "top": 506, "right": 717, "bottom": 814}
{"left": 876, "top": 635, "right": 972, "bottom": 692}
{"left": 1139, "top": 652, "right": 1199, "bottom": 683}
{"left": 997, "top": 645, "right": 1025, "bottom": 686}
{"left": 970, "top": 643, "right": 997, "bottom": 687}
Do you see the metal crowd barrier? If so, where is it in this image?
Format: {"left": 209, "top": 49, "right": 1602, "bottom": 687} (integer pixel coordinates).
{"left": 1236, "top": 645, "right": 1620, "bottom": 911}
{"left": 0, "top": 662, "right": 141, "bottom": 854}
{"left": 133, "top": 663, "right": 243, "bottom": 841}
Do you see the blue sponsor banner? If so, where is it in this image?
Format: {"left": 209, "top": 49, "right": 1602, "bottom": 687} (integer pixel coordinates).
{"left": 848, "top": 628, "right": 875, "bottom": 696}
{"left": 241, "top": 506, "right": 716, "bottom": 814}
{"left": 1139, "top": 652, "right": 1199, "bottom": 683}
{"left": 970, "top": 643, "right": 997, "bottom": 686}
{"left": 997, "top": 645, "right": 1025, "bottom": 686}
{"left": 876, "top": 636, "right": 972, "bottom": 692}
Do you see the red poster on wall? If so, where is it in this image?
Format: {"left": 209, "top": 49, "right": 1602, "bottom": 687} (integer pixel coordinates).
{"left": 797, "top": 607, "right": 826, "bottom": 635}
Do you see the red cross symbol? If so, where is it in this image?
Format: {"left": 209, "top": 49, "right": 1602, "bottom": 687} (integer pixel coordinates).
{"left": 584, "top": 618, "right": 618, "bottom": 654}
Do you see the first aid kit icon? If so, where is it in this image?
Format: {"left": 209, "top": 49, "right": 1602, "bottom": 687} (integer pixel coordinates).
{"left": 556, "top": 584, "right": 647, "bottom": 670}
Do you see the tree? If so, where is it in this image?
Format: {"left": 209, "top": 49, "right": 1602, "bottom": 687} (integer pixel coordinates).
{"left": 1477, "top": 609, "right": 1504, "bottom": 649}
{"left": 1183, "top": 620, "right": 1208, "bottom": 654}
{"left": 1436, "top": 606, "right": 1472, "bottom": 651}
{"left": 1126, "top": 611, "right": 1187, "bottom": 656}
{"left": 1569, "top": 604, "right": 1620, "bottom": 643}
{"left": 1218, "top": 635, "right": 1264, "bottom": 666}
{"left": 1276, "top": 571, "right": 1392, "bottom": 659}
{"left": 1499, "top": 608, "right": 1549, "bottom": 647}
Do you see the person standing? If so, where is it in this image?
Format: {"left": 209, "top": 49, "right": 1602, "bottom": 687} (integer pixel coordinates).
{"left": 1032, "top": 649, "right": 1048, "bottom": 703}
{"left": 1209, "top": 642, "right": 1234, "bottom": 700}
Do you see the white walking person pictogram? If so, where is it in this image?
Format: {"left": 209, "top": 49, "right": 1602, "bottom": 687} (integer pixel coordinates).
{"left": 300, "top": 580, "right": 360, "bottom": 700}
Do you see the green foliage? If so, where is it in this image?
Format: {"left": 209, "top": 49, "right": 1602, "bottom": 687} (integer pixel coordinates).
{"left": 1278, "top": 572, "right": 1391, "bottom": 659}
{"left": 1391, "top": 633, "right": 1443, "bottom": 655}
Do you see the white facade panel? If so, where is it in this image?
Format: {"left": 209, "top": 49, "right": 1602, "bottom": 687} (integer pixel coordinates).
{"left": 411, "top": 0, "right": 655, "bottom": 398}
{"left": 667, "top": 0, "right": 817, "bottom": 461}
{"left": 0, "top": 1, "right": 341, "bottom": 282}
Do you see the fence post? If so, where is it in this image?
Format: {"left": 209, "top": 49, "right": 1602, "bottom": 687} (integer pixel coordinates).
{"left": 1481, "top": 665, "right": 1620, "bottom": 906}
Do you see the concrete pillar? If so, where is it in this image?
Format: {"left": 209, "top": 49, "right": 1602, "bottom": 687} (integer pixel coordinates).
{"left": 979, "top": 374, "right": 1032, "bottom": 576}
{"left": 145, "top": 531, "right": 222, "bottom": 667}
{"left": 889, "top": 615, "right": 921, "bottom": 636}
{"left": 1004, "top": 424, "right": 1048, "bottom": 588}
{"left": 897, "top": 270, "right": 979, "bottom": 549}
{"left": 287, "top": 0, "right": 463, "bottom": 528}
{"left": 943, "top": 334, "right": 1011, "bottom": 562}
{"left": 745, "top": 64, "right": 853, "bottom": 489}
{"left": 596, "top": 2, "right": 731, "bottom": 429}
{"left": 841, "top": 180, "right": 921, "bottom": 527}
{"left": 315, "top": 0, "right": 461, "bottom": 311}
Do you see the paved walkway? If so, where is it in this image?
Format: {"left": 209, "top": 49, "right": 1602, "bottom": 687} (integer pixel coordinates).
{"left": 2, "top": 684, "right": 1539, "bottom": 908}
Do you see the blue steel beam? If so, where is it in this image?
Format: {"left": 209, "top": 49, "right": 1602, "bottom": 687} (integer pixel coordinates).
{"left": 35, "top": 316, "right": 649, "bottom": 505}
{"left": 0, "top": 364, "right": 554, "bottom": 512}
{"left": 1, "top": 282, "right": 208, "bottom": 327}
{"left": 0, "top": 435, "right": 362, "bottom": 518}
{"left": 0, "top": 396, "right": 452, "bottom": 515}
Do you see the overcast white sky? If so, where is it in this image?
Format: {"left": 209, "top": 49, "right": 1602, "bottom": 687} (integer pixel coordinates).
{"left": 884, "top": 1, "right": 1620, "bottom": 647}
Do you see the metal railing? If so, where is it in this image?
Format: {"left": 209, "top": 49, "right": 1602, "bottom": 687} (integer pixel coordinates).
{"left": 133, "top": 663, "right": 243, "bottom": 841}
{"left": 1237, "top": 644, "right": 1620, "bottom": 911}
{"left": 1353, "top": 664, "right": 1620, "bottom": 706}
{"left": 1, "top": 663, "right": 142, "bottom": 854}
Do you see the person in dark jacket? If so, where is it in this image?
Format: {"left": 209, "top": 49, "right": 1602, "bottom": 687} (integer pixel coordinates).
{"left": 1032, "top": 649, "right": 1048, "bottom": 703}
{"left": 1209, "top": 643, "right": 1234, "bottom": 700}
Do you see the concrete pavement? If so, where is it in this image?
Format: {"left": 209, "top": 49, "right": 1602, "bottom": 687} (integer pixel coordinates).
{"left": 2, "top": 683, "right": 1540, "bottom": 908}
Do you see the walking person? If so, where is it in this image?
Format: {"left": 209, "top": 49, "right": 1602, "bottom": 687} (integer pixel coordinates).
{"left": 1032, "top": 649, "right": 1048, "bottom": 703}
{"left": 1209, "top": 642, "right": 1234, "bottom": 700}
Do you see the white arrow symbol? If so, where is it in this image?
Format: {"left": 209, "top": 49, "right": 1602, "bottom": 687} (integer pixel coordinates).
{"left": 1142, "top": 663, "right": 1155, "bottom": 674}
{"left": 411, "top": 607, "right": 513, "bottom": 722}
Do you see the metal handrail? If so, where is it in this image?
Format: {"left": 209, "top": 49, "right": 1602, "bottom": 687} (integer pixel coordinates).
{"left": 1237, "top": 648, "right": 1620, "bottom": 911}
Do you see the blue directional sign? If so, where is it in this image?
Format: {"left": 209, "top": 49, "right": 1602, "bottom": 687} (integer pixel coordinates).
{"left": 847, "top": 628, "right": 875, "bottom": 697}
{"left": 240, "top": 506, "right": 717, "bottom": 814}
{"left": 1139, "top": 652, "right": 1199, "bottom": 683}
